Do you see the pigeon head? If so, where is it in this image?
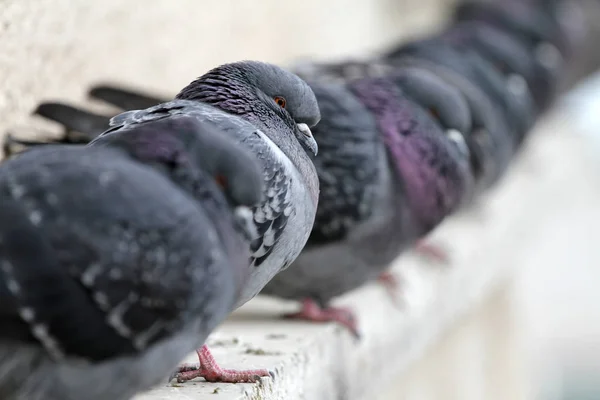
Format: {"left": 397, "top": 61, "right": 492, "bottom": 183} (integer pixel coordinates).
{"left": 444, "top": 21, "right": 552, "bottom": 112}
{"left": 390, "top": 67, "right": 471, "bottom": 160}
{"left": 176, "top": 60, "right": 320, "bottom": 156}
{"left": 174, "top": 117, "right": 264, "bottom": 208}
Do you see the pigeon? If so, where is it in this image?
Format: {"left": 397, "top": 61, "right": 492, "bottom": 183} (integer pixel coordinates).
{"left": 453, "top": 0, "right": 572, "bottom": 58}
{"left": 5, "top": 60, "right": 322, "bottom": 383}
{"left": 385, "top": 37, "right": 536, "bottom": 148}
{"left": 440, "top": 21, "right": 549, "bottom": 114}
{"left": 452, "top": 0, "right": 576, "bottom": 101}
{"left": 261, "top": 71, "right": 474, "bottom": 335}
{"left": 451, "top": 1, "right": 570, "bottom": 111}
{"left": 0, "top": 116, "right": 264, "bottom": 400}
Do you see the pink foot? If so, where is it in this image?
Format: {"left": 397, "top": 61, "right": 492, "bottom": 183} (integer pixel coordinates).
{"left": 377, "top": 271, "right": 403, "bottom": 306}
{"left": 172, "top": 345, "right": 273, "bottom": 383}
{"left": 414, "top": 239, "right": 450, "bottom": 264}
{"left": 284, "top": 298, "right": 360, "bottom": 339}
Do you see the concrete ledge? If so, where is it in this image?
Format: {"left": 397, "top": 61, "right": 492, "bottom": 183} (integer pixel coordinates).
{"left": 131, "top": 111, "right": 587, "bottom": 399}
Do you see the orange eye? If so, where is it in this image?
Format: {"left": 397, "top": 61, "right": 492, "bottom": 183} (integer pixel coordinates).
{"left": 274, "top": 96, "right": 286, "bottom": 109}
{"left": 428, "top": 107, "right": 440, "bottom": 120}
{"left": 215, "top": 175, "right": 227, "bottom": 188}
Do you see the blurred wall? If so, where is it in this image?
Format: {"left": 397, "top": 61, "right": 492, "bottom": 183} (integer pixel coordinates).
{"left": 0, "top": 0, "right": 458, "bottom": 137}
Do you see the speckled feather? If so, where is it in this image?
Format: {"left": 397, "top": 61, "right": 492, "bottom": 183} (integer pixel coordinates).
{"left": 100, "top": 100, "right": 302, "bottom": 305}
{"left": 453, "top": 1, "right": 572, "bottom": 59}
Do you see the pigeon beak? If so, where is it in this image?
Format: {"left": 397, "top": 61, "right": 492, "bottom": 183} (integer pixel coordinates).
{"left": 446, "top": 129, "right": 470, "bottom": 160}
{"left": 535, "top": 42, "right": 563, "bottom": 70}
{"left": 296, "top": 123, "right": 318, "bottom": 156}
{"left": 506, "top": 74, "right": 529, "bottom": 98}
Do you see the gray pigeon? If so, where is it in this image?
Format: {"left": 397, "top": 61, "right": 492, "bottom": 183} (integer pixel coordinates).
{"left": 100, "top": 60, "right": 321, "bottom": 309}
{"left": 261, "top": 71, "right": 474, "bottom": 336}
{"left": 292, "top": 60, "right": 484, "bottom": 262}
{"left": 3, "top": 60, "right": 322, "bottom": 384}
{"left": 89, "top": 60, "right": 321, "bottom": 383}
{"left": 0, "top": 117, "right": 264, "bottom": 400}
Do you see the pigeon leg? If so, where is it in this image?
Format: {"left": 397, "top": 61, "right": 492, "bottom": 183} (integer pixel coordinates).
{"left": 413, "top": 239, "right": 450, "bottom": 264}
{"left": 172, "top": 345, "right": 272, "bottom": 383}
{"left": 284, "top": 298, "right": 360, "bottom": 339}
{"left": 377, "top": 271, "right": 403, "bottom": 306}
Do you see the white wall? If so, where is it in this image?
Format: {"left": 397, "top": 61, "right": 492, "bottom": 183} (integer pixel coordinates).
{"left": 0, "top": 0, "right": 456, "bottom": 137}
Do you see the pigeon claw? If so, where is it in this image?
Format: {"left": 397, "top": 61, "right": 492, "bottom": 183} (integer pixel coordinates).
{"left": 413, "top": 239, "right": 450, "bottom": 264}
{"left": 171, "top": 345, "right": 272, "bottom": 384}
{"left": 284, "top": 298, "right": 361, "bottom": 340}
{"left": 377, "top": 271, "right": 403, "bottom": 307}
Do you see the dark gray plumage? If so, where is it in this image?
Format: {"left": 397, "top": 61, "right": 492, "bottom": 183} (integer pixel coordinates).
{"left": 34, "top": 103, "right": 112, "bottom": 143}
{"left": 0, "top": 117, "right": 262, "bottom": 400}
{"left": 452, "top": 0, "right": 573, "bottom": 110}
{"left": 16, "top": 63, "right": 477, "bottom": 336}
{"left": 444, "top": 19, "right": 557, "bottom": 113}
{"left": 259, "top": 79, "right": 401, "bottom": 335}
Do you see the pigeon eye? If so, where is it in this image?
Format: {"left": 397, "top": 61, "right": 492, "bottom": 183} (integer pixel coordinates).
{"left": 215, "top": 175, "right": 228, "bottom": 188}
{"left": 274, "top": 96, "right": 287, "bottom": 109}
{"left": 428, "top": 107, "right": 441, "bottom": 121}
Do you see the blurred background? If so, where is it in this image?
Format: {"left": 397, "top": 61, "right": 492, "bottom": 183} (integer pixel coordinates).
{"left": 1, "top": 1, "right": 600, "bottom": 399}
